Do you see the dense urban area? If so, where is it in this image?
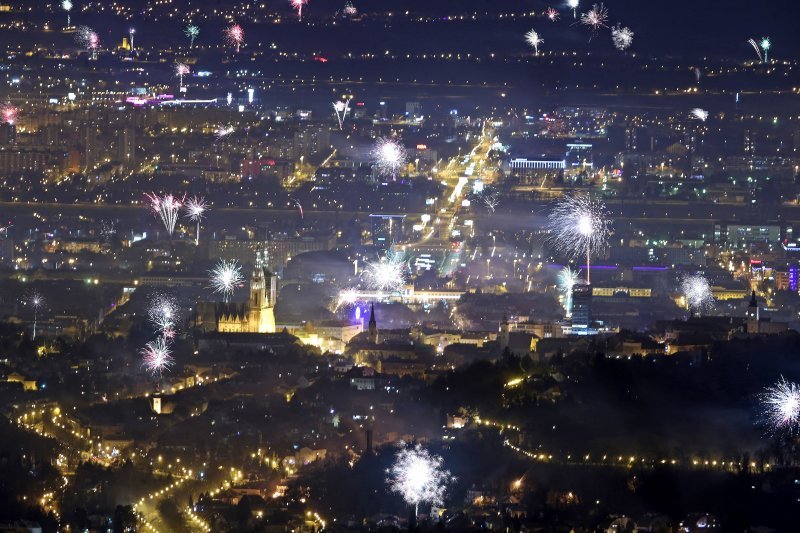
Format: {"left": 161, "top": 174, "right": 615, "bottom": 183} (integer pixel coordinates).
{"left": 1, "top": 0, "right": 800, "bottom": 531}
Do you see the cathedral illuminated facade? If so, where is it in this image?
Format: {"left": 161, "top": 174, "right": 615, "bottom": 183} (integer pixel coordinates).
{"left": 197, "top": 250, "right": 277, "bottom": 334}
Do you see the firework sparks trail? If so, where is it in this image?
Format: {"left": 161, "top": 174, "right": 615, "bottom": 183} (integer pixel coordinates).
{"left": 558, "top": 266, "right": 580, "bottom": 317}
{"left": 142, "top": 336, "right": 174, "bottom": 376}
{"left": 333, "top": 100, "right": 351, "bottom": 130}
{"left": 145, "top": 193, "right": 183, "bottom": 236}
{"left": 373, "top": 137, "right": 407, "bottom": 178}
{"left": 546, "top": 193, "right": 611, "bottom": 285}
{"left": 747, "top": 38, "right": 763, "bottom": 62}
{"left": 693, "top": 67, "right": 702, "bottom": 83}
{"left": 481, "top": 190, "right": 500, "bottom": 213}
{"left": 690, "top": 108, "right": 709, "bottom": 122}
{"left": 26, "top": 291, "right": 44, "bottom": 340}
{"left": 1, "top": 104, "right": 18, "bottom": 125}
{"left": 567, "top": 0, "right": 579, "bottom": 18}
{"left": 546, "top": 7, "right": 559, "bottom": 21}
{"left": 176, "top": 63, "right": 190, "bottom": 88}
{"left": 335, "top": 287, "right": 359, "bottom": 310}
{"left": 760, "top": 377, "right": 800, "bottom": 434}
{"left": 148, "top": 293, "right": 179, "bottom": 336}
{"left": 525, "top": 29, "right": 543, "bottom": 56}
{"left": 214, "top": 125, "right": 235, "bottom": 141}
{"left": 290, "top": 198, "right": 304, "bottom": 219}
{"left": 680, "top": 274, "right": 714, "bottom": 314}
{"left": 759, "top": 37, "right": 771, "bottom": 62}
{"left": 611, "top": 24, "right": 633, "bottom": 50}
{"left": 76, "top": 26, "right": 100, "bottom": 59}
{"left": 579, "top": 3, "right": 608, "bottom": 38}
{"left": 365, "top": 255, "right": 407, "bottom": 293}
{"left": 185, "top": 196, "right": 207, "bottom": 245}
{"left": 62, "top": 0, "right": 72, "bottom": 25}
{"left": 185, "top": 24, "right": 199, "bottom": 48}
{"left": 225, "top": 24, "right": 244, "bottom": 52}
{"left": 209, "top": 259, "right": 245, "bottom": 302}
{"left": 387, "top": 444, "right": 454, "bottom": 517}
{"left": 290, "top": 0, "right": 309, "bottom": 20}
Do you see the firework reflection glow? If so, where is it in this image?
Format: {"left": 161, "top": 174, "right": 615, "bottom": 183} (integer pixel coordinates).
{"left": 387, "top": 444, "right": 454, "bottom": 516}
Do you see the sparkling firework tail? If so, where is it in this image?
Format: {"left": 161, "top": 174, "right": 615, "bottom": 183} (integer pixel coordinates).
{"left": 567, "top": 0, "right": 579, "bottom": 18}
{"left": 546, "top": 193, "right": 611, "bottom": 285}
{"left": 759, "top": 377, "right": 800, "bottom": 434}
{"left": 208, "top": 259, "right": 245, "bottom": 303}
{"left": 176, "top": 63, "right": 190, "bottom": 89}
{"left": 27, "top": 291, "right": 44, "bottom": 340}
{"left": 185, "top": 196, "right": 207, "bottom": 245}
{"left": 145, "top": 193, "right": 184, "bottom": 236}
{"left": 747, "top": 39, "right": 762, "bottom": 62}
{"left": 387, "top": 444, "right": 454, "bottom": 517}
{"left": 291, "top": 0, "right": 309, "bottom": 20}
{"left": 557, "top": 267, "right": 580, "bottom": 317}
{"left": 525, "top": 29, "right": 543, "bottom": 56}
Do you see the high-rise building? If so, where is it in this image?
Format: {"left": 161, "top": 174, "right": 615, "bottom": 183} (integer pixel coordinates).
{"left": 84, "top": 125, "right": 98, "bottom": 170}
{"left": 571, "top": 283, "right": 593, "bottom": 330}
{"left": 117, "top": 126, "right": 135, "bottom": 168}
{"left": 0, "top": 123, "right": 16, "bottom": 145}
{"left": 370, "top": 214, "right": 405, "bottom": 249}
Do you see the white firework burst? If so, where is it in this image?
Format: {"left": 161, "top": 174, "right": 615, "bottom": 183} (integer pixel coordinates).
{"left": 680, "top": 274, "right": 714, "bottom": 314}
{"left": 545, "top": 7, "right": 559, "bottom": 21}
{"left": 335, "top": 287, "right": 360, "bottom": 310}
{"left": 214, "top": 125, "right": 235, "bottom": 140}
{"left": 690, "top": 108, "right": 709, "bottom": 122}
{"left": 145, "top": 193, "right": 183, "bottom": 236}
{"left": 141, "top": 337, "right": 174, "bottom": 376}
{"left": 611, "top": 24, "right": 633, "bottom": 51}
{"left": 557, "top": 267, "right": 580, "bottom": 317}
{"left": 547, "top": 193, "right": 611, "bottom": 284}
{"left": 372, "top": 137, "right": 408, "bottom": 177}
{"left": 579, "top": 3, "right": 608, "bottom": 35}
{"left": 185, "top": 196, "right": 207, "bottom": 245}
{"left": 208, "top": 259, "right": 245, "bottom": 302}
{"left": 760, "top": 377, "right": 800, "bottom": 434}
{"left": 148, "top": 293, "right": 179, "bottom": 336}
{"left": 525, "top": 29, "right": 543, "bottom": 55}
{"left": 567, "top": 0, "right": 579, "bottom": 18}
{"left": 387, "top": 444, "right": 454, "bottom": 516}
{"left": 365, "top": 255, "right": 407, "bottom": 293}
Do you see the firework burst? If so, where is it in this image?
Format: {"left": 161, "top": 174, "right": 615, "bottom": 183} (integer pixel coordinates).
{"left": 62, "top": 0, "right": 72, "bottom": 25}
{"left": 545, "top": 7, "right": 559, "bottom": 21}
{"left": 611, "top": 24, "right": 633, "bottom": 51}
{"left": 680, "top": 274, "right": 713, "bottom": 314}
{"left": 224, "top": 24, "right": 244, "bottom": 52}
{"left": 690, "top": 108, "right": 709, "bottom": 122}
{"left": 333, "top": 100, "right": 350, "bottom": 130}
{"left": 185, "top": 24, "right": 199, "bottom": 48}
{"left": 214, "top": 125, "right": 235, "bottom": 141}
{"left": 148, "top": 293, "right": 179, "bottom": 337}
{"left": 343, "top": 1, "right": 357, "bottom": 16}
{"left": 567, "top": 0, "right": 579, "bottom": 18}
{"left": 209, "top": 259, "right": 245, "bottom": 302}
{"left": 335, "top": 287, "right": 359, "bottom": 310}
{"left": 76, "top": 26, "right": 100, "bottom": 59}
{"left": 145, "top": 193, "right": 183, "bottom": 236}
{"left": 26, "top": 291, "right": 44, "bottom": 340}
{"left": 747, "top": 38, "right": 762, "bottom": 62}
{"left": 290, "top": 0, "right": 309, "bottom": 20}
{"left": 373, "top": 137, "right": 408, "bottom": 178}
{"left": 185, "top": 196, "right": 207, "bottom": 245}
{"left": 525, "top": 29, "right": 543, "bottom": 56}
{"left": 579, "top": 3, "right": 608, "bottom": 37}
{"left": 387, "top": 444, "right": 454, "bottom": 516}
{"left": 142, "top": 336, "right": 174, "bottom": 376}
{"left": 547, "top": 193, "right": 611, "bottom": 285}
{"left": 557, "top": 266, "right": 580, "bottom": 317}
{"left": 175, "top": 63, "right": 190, "bottom": 89}
{"left": 365, "top": 255, "right": 407, "bottom": 293}
{"left": 759, "top": 37, "right": 771, "bottom": 62}
{"left": 759, "top": 377, "right": 800, "bottom": 434}
{"left": 1, "top": 104, "right": 18, "bottom": 125}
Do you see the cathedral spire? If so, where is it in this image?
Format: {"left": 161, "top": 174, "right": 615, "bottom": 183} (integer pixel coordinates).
{"left": 368, "top": 303, "right": 378, "bottom": 344}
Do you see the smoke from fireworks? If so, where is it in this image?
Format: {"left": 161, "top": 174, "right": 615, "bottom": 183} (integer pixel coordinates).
{"left": 290, "top": 0, "right": 309, "bottom": 20}
{"left": 373, "top": 137, "right": 407, "bottom": 177}
{"left": 525, "top": 29, "right": 543, "bottom": 56}
{"left": 690, "top": 108, "right": 709, "bottom": 122}
{"left": 545, "top": 7, "right": 559, "bottom": 21}
{"left": 547, "top": 193, "right": 611, "bottom": 284}
{"left": 680, "top": 274, "right": 713, "bottom": 314}
{"left": 760, "top": 377, "right": 800, "bottom": 434}
{"left": 579, "top": 3, "right": 608, "bottom": 36}
{"left": 365, "top": 255, "right": 407, "bottom": 292}
{"left": 145, "top": 193, "right": 183, "bottom": 236}
{"left": 611, "top": 24, "right": 633, "bottom": 50}
{"left": 185, "top": 24, "right": 199, "bottom": 47}
{"left": 209, "top": 259, "right": 245, "bottom": 302}
{"left": 141, "top": 336, "right": 174, "bottom": 376}
{"left": 76, "top": 26, "right": 100, "bottom": 58}
{"left": 148, "top": 293, "right": 179, "bottom": 338}
{"left": 557, "top": 267, "right": 580, "bottom": 317}
{"left": 1, "top": 104, "right": 18, "bottom": 125}
{"left": 185, "top": 196, "right": 207, "bottom": 245}
{"left": 225, "top": 24, "right": 244, "bottom": 52}
{"left": 387, "top": 445, "right": 454, "bottom": 516}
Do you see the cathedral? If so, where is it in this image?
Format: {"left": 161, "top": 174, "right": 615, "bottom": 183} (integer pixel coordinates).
{"left": 197, "top": 250, "right": 277, "bottom": 334}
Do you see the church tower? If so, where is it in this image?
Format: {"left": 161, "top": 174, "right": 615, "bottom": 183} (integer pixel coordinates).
{"left": 248, "top": 248, "right": 277, "bottom": 333}
{"left": 499, "top": 315, "right": 510, "bottom": 350}
{"left": 368, "top": 304, "right": 378, "bottom": 344}
{"left": 746, "top": 290, "right": 759, "bottom": 334}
